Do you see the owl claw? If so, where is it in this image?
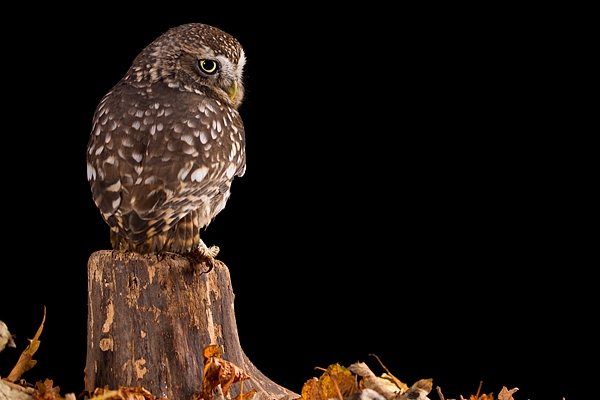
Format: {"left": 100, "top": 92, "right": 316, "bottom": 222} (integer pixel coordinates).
{"left": 186, "top": 242, "right": 220, "bottom": 273}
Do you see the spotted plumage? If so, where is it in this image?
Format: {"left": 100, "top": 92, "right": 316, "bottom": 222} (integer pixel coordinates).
{"left": 86, "top": 23, "right": 246, "bottom": 265}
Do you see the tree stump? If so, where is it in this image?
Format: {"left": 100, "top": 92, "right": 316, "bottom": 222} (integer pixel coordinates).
{"left": 86, "top": 251, "right": 297, "bottom": 400}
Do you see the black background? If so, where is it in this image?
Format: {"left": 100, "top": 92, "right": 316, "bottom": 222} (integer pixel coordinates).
{"left": 0, "top": 5, "right": 591, "bottom": 400}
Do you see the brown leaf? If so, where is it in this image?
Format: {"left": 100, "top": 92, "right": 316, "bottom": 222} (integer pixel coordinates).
{"left": 465, "top": 381, "right": 493, "bottom": 400}
{"left": 88, "top": 386, "right": 158, "bottom": 400}
{"left": 470, "top": 395, "right": 493, "bottom": 400}
{"left": 31, "top": 379, "right": 62, "bottom": 399}
{"left": 398, "top": 378, "right": 433, "bottom": 400}
{"left": 410, "top": 379, "right": 433, "bottom": 395}
{"left": 195, "top": 345, "right": 251, "bottom": 400}
{"left": 497, "top": 387, "right": 518, "bottom": 400}
{"left": 7, "top": 307, "right": 46, "bottom": 382}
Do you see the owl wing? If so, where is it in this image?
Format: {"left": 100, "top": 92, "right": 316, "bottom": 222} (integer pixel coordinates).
{"left": 86, "top": 81, "right": 246, "bottom": 245}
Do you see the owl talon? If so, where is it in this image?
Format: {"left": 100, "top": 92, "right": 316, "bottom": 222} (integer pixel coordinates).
{"left": 186, "top": 244, "right": 219, "bottom": 273}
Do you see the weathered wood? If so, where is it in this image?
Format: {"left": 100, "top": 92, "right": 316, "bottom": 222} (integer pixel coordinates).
{"left": 86, "top": 251, "right": 297, "bottom": 400}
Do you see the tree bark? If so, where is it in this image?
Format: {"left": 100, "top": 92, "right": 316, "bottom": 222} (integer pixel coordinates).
{"left": 86, "top": 251, "right": 297, "bottom": 400}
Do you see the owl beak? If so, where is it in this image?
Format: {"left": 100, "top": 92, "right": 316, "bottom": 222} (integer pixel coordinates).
{"left": 227, "top": 81, "right": 238, "bottom": 100}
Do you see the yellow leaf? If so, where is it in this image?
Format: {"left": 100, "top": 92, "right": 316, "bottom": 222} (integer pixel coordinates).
{"left": 300, "top": 377, "right": 326, "bottom": 400}
{"left": 203, "top": 344, "right": 221, "bottom": 359}
{"left": 319, "top": 364, "right": 356, "bottom": 399}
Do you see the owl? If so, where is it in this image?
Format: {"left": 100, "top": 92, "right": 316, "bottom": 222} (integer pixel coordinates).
{"left": 86, "top": 23, "right": 247, "bottom": 268}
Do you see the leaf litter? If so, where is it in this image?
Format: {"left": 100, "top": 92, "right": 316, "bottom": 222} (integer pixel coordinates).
{"left": 0, "top": 315, "right": 555, "bottom": 400}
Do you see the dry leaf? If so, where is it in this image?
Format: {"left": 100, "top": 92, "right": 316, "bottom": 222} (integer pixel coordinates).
{"left": 468, "top": 395, "right": 493, "bottom": 400}
{"left": 193, "top": 344, "right": 252, "bottom": 400}
{"left": 204, "top": 344, "right": 222, "bottom": 359}
{"left": 465, "top": 381, "right": 493, "bottom": 400}
{"left": 299, "top": 364, "right": 358, "bottom": 400}
{"left": 319, "top": 364, "right": 357, "bottom": 399}
{"left": 7, "top": 307, "right": 46, "bottom": 382}
{"left": 369, "top": 355, "right": 409, "bottom": 393}
{"left": 497, "top": 387, "right": 518, "bottom": 400}
{"left": 347, "top": 362, "right": 400, "bottom": 400}
{"left": 300, "top": 378, "right": 325, "bottom": 400}
{"left": 397, "top": 379, "right": 433, "bottom": 400}
{"left": 31, "top": 379, "right": 62, "bottom": 399}
{"left": 345, "top": 388, "right": 387, "bottom": 400}
{"left": 88, "top": 386, "right": 158, "bottom": 400}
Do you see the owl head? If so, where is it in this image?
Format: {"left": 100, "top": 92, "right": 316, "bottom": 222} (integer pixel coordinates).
{"left": 124, "top": 23, "right": 246, "bottom": 108}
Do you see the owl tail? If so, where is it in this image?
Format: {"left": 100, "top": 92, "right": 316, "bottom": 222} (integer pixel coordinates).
{"left": 110, "top": 210, "right": 201, "bottom": 254}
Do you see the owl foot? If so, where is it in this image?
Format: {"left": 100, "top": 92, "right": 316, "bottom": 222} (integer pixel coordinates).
{"left": 186, "top": 241, "right": 220, "bottom": 273}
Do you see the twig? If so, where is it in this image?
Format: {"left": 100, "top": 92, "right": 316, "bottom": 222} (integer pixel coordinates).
{"left": 436, "top": 386, "right": 445, "bottom": 400}
{"left": 368, "top": 354, "right": 393, "bottom": 377}
{"left": 475, "top": 381, "right": 483, "bottom": 399}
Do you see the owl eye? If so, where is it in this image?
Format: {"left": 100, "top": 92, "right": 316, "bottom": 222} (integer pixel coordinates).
{"left": 198, "top": 59, "right": 218, "bottom": 74}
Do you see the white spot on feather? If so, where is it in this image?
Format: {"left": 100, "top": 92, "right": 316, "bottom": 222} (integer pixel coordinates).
{"left": 191, "top": 167, "right": 209, "bottom": 182}
{"left": 181, "top": 134, "right": 194, "bottom": 145}
{"left": 106, "top": 181, "right": 121, "bottom": 192}
{"left": 178, "top": 164, "right": 193, "bottom": 180}
{"left": 225, "top": 164, "right": 236, "bottom": 179}
{"left": 87, "top": 164, "right": 96, "bottom": 180}
{"left": 200, "top": 131, "right": 208, "bottom": 144}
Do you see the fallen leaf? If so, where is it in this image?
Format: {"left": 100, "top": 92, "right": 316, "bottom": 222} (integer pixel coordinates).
{"left": 299, "top": 378, "right": 325, "bottom": 400}
{"left": 318, "top": 363, "right": 357, "bottom": 399}
{"left": 32, "top": 379, "right": 62, "bottom": 399}
{"left": 348, "top": 362, "right": 400, "bottom": 400}
{"left": 465, "top": 381, "right": 493, "bottom": 400}
{"left": 203, "top": 344, "right": 222, "bottom": 359}
{"left": 397, "top": 378, "right": 433, "bottom": 400}
{"left": 369, "top": 355, "right": 409, "bottom": 393}
{"left": 497, "top": 387, "right": 518, "bottom": 400}
{"left": 7, "top": 307, "right": 46, "bottom": 382}
{"left": 193, "top": 344, "right": 252, "bottom": 400}
{"left": 88, "top": 386, "right": 157, "bottom": 400}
